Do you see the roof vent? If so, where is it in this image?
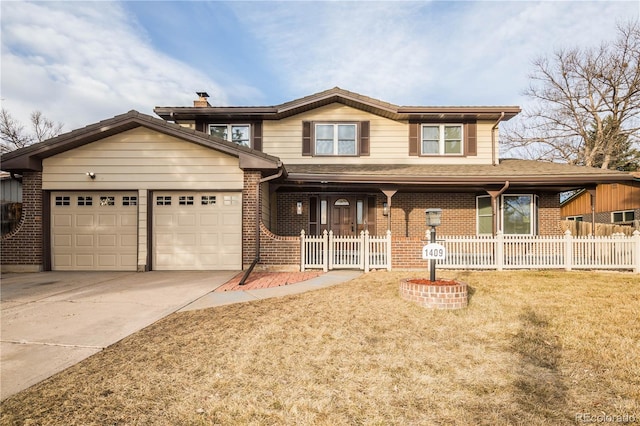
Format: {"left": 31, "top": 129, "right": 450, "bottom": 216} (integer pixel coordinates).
{"left": 194, "top": 92, "right": 210, "bottom": 107}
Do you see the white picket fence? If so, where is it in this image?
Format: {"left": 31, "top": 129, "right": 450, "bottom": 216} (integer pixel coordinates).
{"left": 300, "top": 229, "right": 640, "bottom": 273}
{"left": 437, "top": 230, "right": 640, "bottom": 272}
{"left": 300, "top": 230, "right": 392, "bottom": 272}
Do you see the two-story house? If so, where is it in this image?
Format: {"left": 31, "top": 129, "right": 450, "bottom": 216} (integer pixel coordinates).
{"left": 1, "top": 88, "right": 634, "bottom": 272}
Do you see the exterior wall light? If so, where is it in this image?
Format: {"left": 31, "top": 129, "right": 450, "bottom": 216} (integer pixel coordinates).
{"left": 383, "top": 202, "right": 389, "bottom": 216}
{"left": 86, "top": 172, "right": 96, "bottom": 180}
{"left": 296, "top": 201, "right": 303, "bottom": 215}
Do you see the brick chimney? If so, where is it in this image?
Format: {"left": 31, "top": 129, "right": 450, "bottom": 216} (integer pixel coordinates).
{"left": 194, "top": 91, "right": 211, "bottom": 107}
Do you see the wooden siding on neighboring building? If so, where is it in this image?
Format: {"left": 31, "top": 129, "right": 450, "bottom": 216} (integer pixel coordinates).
{"left": 42, "top": 127, "right": 244, "bottom": 191}
{"left": 561, "top": 182, "right": 640, "bottom": 217}
{"left": 262, "top": 103, "right": 497, "bottom": 165}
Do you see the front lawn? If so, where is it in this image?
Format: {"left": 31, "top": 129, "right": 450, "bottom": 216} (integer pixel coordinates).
{"left": 1, "top": 271, "right": 638, "bottom": 425}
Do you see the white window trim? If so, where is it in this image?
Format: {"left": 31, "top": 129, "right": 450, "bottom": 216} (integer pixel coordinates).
{"left": 502, "top": 194, "right": 537, "bottom": 236}
{"left": 314, "top": 123, "right": 358, "bottom": 156}
{"left": 611, "top": 210, "right": 635, "bottom": 223}
{"left": 565, "top": 215, "right": 584, "bottom": 222}
{"left": 208, "top": 124, "right": 251, "bottom": 147}
{"left": 421, "top": 124, "right": 464, "bottom": 156}
{"left": 476, "top": 195, "right": 493, "bottom": 235}
{"left": 476, "top": 194, "right": 539, "bottom": 235}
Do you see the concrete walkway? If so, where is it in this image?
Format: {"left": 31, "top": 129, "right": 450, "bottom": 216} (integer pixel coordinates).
{"left": 0, "top": 269, "right": 360, "bottom": 400}
{"left": 180, "top": 270, "right": 361, "bottom": 311}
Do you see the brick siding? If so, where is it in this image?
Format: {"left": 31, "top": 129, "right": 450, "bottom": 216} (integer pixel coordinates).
{"left": 1, "top": 172, "right": 43, "bottom": 271}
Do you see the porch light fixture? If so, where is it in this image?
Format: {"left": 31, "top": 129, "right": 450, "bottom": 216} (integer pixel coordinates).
{"left": 425, "top": 208, "right": 442, "bottom": 227}
{"left": 296, "top": 201, "right": 303, "bottom": 215}
{"left": 86, "top": 172, "right": 96, "bottom": 180}
{"left": 425, "top": 208, "right": 442, "bottom": 281}
{"left": 383, "top": 202, "right": 389, "bottom": 216}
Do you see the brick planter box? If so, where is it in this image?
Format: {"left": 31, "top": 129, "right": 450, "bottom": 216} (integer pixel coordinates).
{"left": 399, "top": 278, "right": 468, "bottom": 310}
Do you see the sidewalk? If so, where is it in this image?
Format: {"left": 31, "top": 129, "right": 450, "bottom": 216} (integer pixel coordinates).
{"left": 179, "top": 270, "right": 362, "bottom": 311}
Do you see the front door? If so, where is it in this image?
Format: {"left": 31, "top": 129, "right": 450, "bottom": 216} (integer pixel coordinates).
{"left": 331, "top": 197, "right": 355, "bottom": 235}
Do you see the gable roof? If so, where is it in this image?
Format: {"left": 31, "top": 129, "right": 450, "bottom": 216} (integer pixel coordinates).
{"left": 154, "top": 87, "right": 521, "bottom": 122}
{"left": 0, "top": 110, "right": 282, "bottom": 173}
{"left": 282, "top": 159, "right": 635, "bottom": 193}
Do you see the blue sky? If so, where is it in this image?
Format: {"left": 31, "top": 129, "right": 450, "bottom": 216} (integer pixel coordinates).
{"left": 1, "top": 1, "right": 639, "bottom": 131}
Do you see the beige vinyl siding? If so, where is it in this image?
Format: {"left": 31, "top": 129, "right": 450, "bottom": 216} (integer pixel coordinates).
{"left": 42, "top": 127, "right": 243, "bottom": 191}
{"left": 263, "top": 103, "right": 495, "bottom": 165}
{"left": 137, "top": 189, "right": 148, "bottom": 270}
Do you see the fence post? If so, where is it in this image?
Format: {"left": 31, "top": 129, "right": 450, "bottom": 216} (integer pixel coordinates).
{"left": 633, "top": 230, "right": 640, "bottom": 274}
{"left": 386, "top": 230, "right": 392, "bottom": 271}
{"left": 363, "top": 230, "right": 370, "bottom": 273}
{"left": 327, "top": 230, "right": 333, "bottom": 272}
{"left": 300, "top": 229, "right": 306, "bottom": 272}
{"left": 564, "top": 229, "right": 572, "bottom": 271}
{"left": 496, "top": 230, "right": 504, "bottom": 271}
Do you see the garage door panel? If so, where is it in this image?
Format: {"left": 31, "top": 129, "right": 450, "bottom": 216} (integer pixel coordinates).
{"left": 222, "top": 213, "right": 241, "bottom": 226}
{"left": 76, "top": 214, "right": 94, "bottom": 227}
{"left": 153, "top": 191, "right": 241, "bottom": 270}
{"left": 76, "top": 254, "right": 95, "bottom": 267}
{"left": 121, "top": 214, "right": 138, "bottom": 226}
{"left": 54, "top": 234, "right": 72, "bottom": 247}
{"left": 98, "top": 234, "right": 117, "bottom": 247}
{"left": 178, "top": 214, "right": 196, "bottom": 226}
{"left": 121, "top": 234, "right": 138, "bottom": 247}
{"left": 200, "top": 213, "right": 219, "bottom": 226}
{"left": 51, "top": 192, "right": 137, "bottom": 271}
{"left": 54, "top": 214, "right": 72, "bottom": 227}
{"left": 76, "top": 234, "right": 94, "bottom": 247}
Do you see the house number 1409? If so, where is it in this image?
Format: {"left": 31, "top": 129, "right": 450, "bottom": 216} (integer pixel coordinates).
{"left": 422, "top": 243, "right": 447, "bottom": 260}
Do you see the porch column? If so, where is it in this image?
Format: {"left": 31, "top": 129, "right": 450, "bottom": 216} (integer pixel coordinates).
{"left": 382, "top": 188, "right": 397, "bottom": 232}
{"left": 485, "top": 181, "right": 510, "bottom": 236}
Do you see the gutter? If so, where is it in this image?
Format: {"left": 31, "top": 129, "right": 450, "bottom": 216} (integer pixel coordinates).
{"left": 239, "top": 166, "right": 284, "bottom": 286}
{"left": 491, "top": 112, "right": 505, "bottom": 166}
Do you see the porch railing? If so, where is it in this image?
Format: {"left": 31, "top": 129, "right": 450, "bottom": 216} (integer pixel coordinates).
{"left": 438, "top": 230, "right": 640, "bottom": 272}
{"left": 301, "top": 230, "right": 392, "bottom": 272}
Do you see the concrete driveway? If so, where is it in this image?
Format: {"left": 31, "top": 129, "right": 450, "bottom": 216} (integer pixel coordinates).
{"left": 0, "top": 270, "right": 237, "bottom": 401}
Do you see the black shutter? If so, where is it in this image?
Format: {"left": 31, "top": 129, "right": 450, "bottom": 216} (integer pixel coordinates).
{"left": 409, "top": 122, "right": 419, "bottom": 156}
{"left": 360, "top": 121, "right": 370, "bottom": 156}
{"left": 252, "top": 122, "right": 262, "bottom": 151}
{"left": 465, "top": 122, "right": 477, "bottom": 156}
{"left": 302, "top": 121, "right": 312, "bottom": 156}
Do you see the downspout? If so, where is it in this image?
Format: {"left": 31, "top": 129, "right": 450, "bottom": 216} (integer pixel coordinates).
{"left": 491, "top": 112, "right": 505, "bottom": 166}
{"left": 486, "top": 181, "right": 510, "bottom": 236}
{"left": 239, "top": 166, "right": 284, "bottom": 285}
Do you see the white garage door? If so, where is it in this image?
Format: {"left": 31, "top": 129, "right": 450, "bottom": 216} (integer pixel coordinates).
{"left": 51, "top": 192, "right": 138, "bottom": 271}
{"left": 153, "top": 192, "right": 242, "bottom": 270}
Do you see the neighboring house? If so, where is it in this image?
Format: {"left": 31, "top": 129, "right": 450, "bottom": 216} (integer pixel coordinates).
{"left": 561, "top": 173, "right": 640, "bottom": 227}
{"left": 1, "top": 88, "right": 634, "bottom": 272}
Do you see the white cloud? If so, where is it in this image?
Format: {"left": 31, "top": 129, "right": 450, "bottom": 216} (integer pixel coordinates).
{"left": 230, "top": 1, "right": 638, "bottom": 107}
{"left": 0, "top": 1, "right": 228, "bottom": 129}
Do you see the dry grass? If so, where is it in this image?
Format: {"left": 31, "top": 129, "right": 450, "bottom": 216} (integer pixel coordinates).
{"left": 1, "top": 271, "right": 639, "bottom": 425}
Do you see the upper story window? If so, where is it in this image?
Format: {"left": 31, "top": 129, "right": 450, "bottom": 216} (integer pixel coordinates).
{"left": 409, "top": 122, "right": 476, "bottom": 157}
{"left": 209, "top": 124, "right": 250, "bottom": 147}
{"left": 421, "top": 124, "right": 463, "bottom": 155}
{"left": 315, "top": 123, "right": 357, "bottom": 156}
{"left": 302, "top": 121, "right": 369, "bottom": 157}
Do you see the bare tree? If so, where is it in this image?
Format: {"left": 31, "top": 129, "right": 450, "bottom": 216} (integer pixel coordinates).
{"left": 502, "top": 21, "right": 640, "bottom": 170}
{"left": 1, "top": 108, "right": 64, "bottom": 154}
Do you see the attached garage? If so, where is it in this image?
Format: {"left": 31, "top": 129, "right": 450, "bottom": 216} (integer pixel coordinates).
{"left": 152, "top": 191, "right": 242, "bottom": 270}
{"left": 0, "top": 111, "right": 281, "bottom": 272}
{"left": 51, "top": 191, "right": 138, "bottom": 271}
